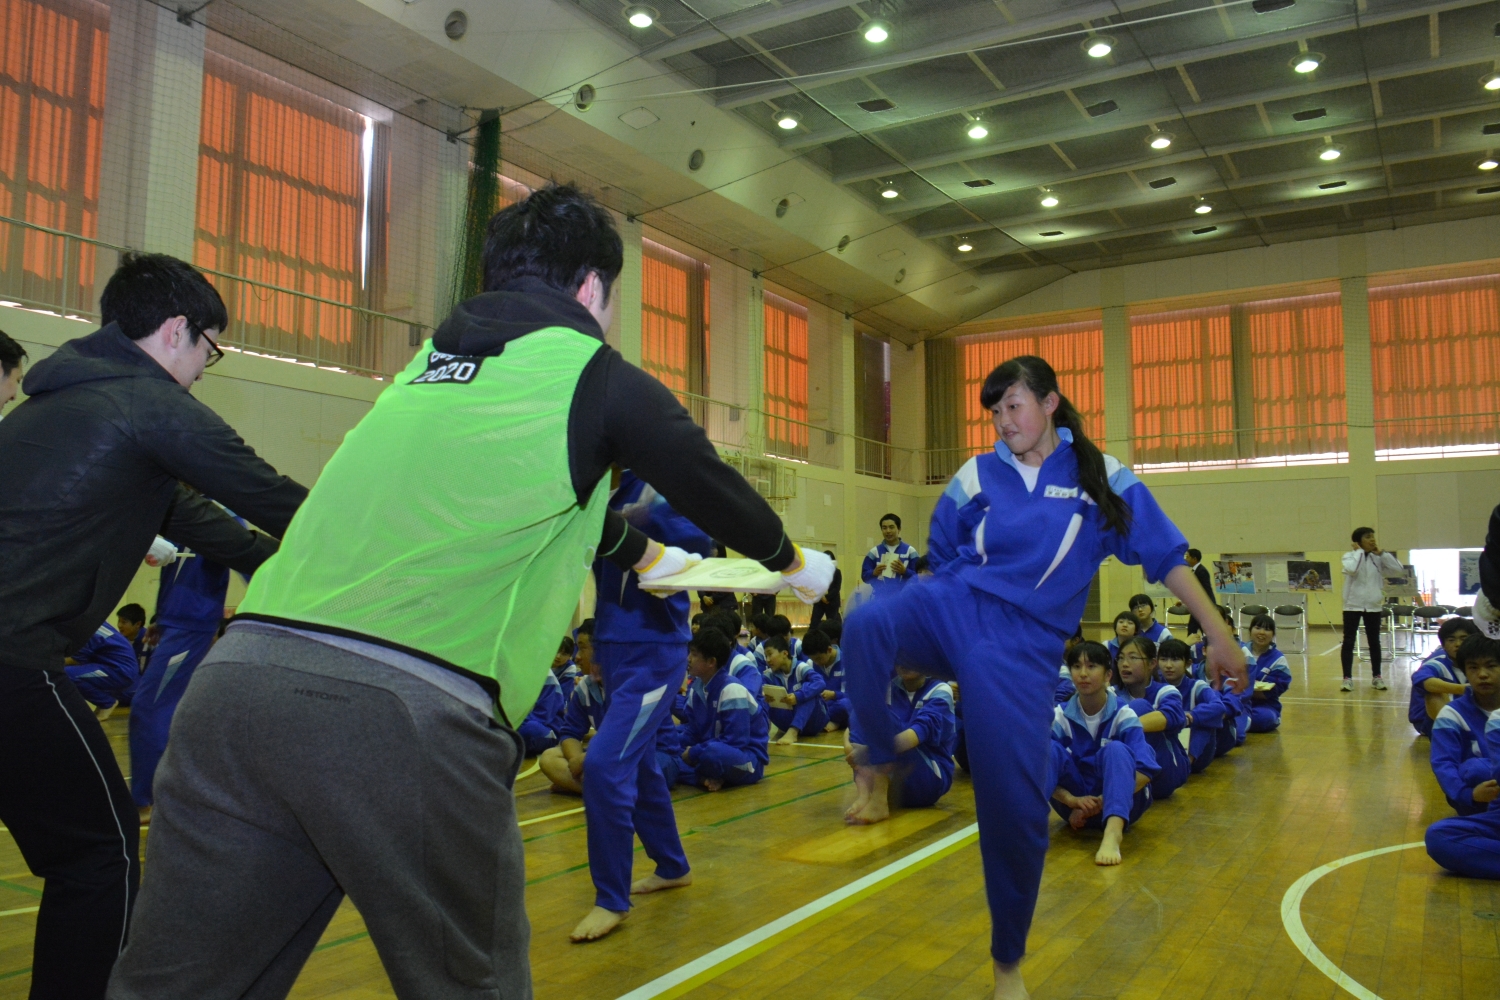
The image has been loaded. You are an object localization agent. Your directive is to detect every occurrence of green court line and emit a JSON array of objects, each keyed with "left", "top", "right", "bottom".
[
  {"left": 313, "top": 930, "right": 370, "bottom": 953},
  {"left": 0, "top": 877, "right": 42, "bottom": 899},
  {"left": 527, "top": 861, "right": 591, "bottom": 887},
  {"left": 0, "top": 966, "right": 31, "bottom": 982}
]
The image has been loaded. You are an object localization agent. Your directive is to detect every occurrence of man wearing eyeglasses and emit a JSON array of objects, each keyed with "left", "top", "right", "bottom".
[{"left": 0, "top": 252, "right": 306, "bottom": 1000}]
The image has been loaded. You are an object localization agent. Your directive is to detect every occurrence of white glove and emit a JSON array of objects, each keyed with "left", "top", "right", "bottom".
[
  {"left": 1476, "top": 592, "right": 1500, "bottom": 640},
  {"left": 635, "top": 545, "right": 704, "bottom": 592},
  {"left": 144, "top": 536, "right": 178, "bottom": 568},
  {"left": 781, "top": 545, "right": 835, "bottom": 605}
]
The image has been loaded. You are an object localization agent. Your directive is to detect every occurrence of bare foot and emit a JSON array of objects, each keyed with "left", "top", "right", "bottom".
[
  {"left": 775, "top": 728, "right": 801, "bottom": 745},
  {"left": 844, "top": 764, "right": 875, "bottom": 820},
  {"left": 570, "top": 906, "right": 627, "bottom": 942},
  {"left": 701, "top": 777, "right": 723, "bottom": 792},
  {"left": 824, "top": 722, "right": 838, "bottom": 733},
  {"left": 1095, "top": 816, "right": 1125, "bottom": 866},
  {"left": 845, "top": 767, "right": 891, "bottom": 825},
  {"left": 95, "top": 704, "right": 115, "bottom": 721},
  {"left": 631, "top": 871, "right": 693, "bottom": 895},
  {"left": 993, "top": 959, "right": 1030, "bottom": 1000}
]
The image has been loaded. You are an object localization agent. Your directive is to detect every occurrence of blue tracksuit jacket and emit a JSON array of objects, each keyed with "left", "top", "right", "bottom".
[
  {"left": 1244, "top": 643, "right": 1291, "bottom": 729},
  {"left": 553, "top": 659, "right": 581, "bottom": 701},
  {"left": 1409, "top": 650, "right": 1462, "bottom": 738},
  {"left": 558, "top": 674, "right": 607, "bottom": 742},
  {"left": 1431, "top": 694, "right": 1498, "bottom": 814},
  {"left": 1168, "top": 673, "right": 1225, "bottom": 769},
  {"left": 518, "top": 669, "right": 566, "bottom": 753},
  {"left": 65, "top": 621, "right": 140, "bottom": 707},
  {"left": 1138, "top": 620, "right": 1171, "bottom": 644},
  {"left": 1122, "top": 680, "right": 1188, "bottom": 798},
  {"left": 889, "top": 675, "right": 958, "bottom": 785},
  {"left": 680, "top": 668, "right": 770, "bottom": 768},
  {"left": 1055, "top": 663, "right": 1076, "bottom": 704},
  {"left": 863, "top": 540, "right": 921, "bottom": 597},
  {"left": 1050, "top": 690, "right": 1161, "bottom": 785},
  {"left": 727, "top": 646, "right": 771, "bottom": 747}
]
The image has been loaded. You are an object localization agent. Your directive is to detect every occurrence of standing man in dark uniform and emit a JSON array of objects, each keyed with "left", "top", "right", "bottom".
[{"left": 1185, "top": 548, "right": 1215, "bottom": 636}]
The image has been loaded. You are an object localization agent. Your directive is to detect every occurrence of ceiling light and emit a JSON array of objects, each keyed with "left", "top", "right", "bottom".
[
  {"left": 1147, "top": 131, "right": 1174, "bottom": 150},
  {"left": 775, "top": 110, "right": 801, "bottom": 130},
  {"left": 880, "top": 182, "right": 899, "bottom": 199},
  {"left": 1318, "top": 144, "right": 1344, "bottom": 161},
  {"left": 1083, "top": 35, "right": 1115, "bottom": 59},
  {"left": 956, "top": 240, "right": 974, "bottom": 253},
  {"left": 1480, "top": 158, "right": 1500, "bottom": 171},
  {"left": 863, "top": 19, "right": 890, "bottom": 43},
  {"left": 1252, "top": 0, "right": 1296, "bottom": 12},
  {"left": 624, "top": 5, "right": 656, "bottom": 28},
  {"left": 1291, "top": 52, "right": 1323, "bottom": 74},
  {"left": 1040, "top": 192, "right": 1059, "bottom": 208},
  {"left": 1484, "top": 72, "right": 1500, "bottom": 91},
  {"left": 1193, "top": 199, "right": 1213, "bottom": 215},
  {"left": 966, "top": 120, "right": 989, "bottom": 140}
]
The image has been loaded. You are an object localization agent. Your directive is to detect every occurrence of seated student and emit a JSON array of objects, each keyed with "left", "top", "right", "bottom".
[
  {"left": 690, "top": 613, "right": 705, "bottom": 634},
  {"left": 1112, "top": 636, "right": 1190, "bottom": 800},
  {"left": 747, "top": 614, "right": 771, "bottom": 656},
  {"left": 1105, "top": 611, "right": 1138, "bottom": 663},
  {"left": 1195, "top": 605, "right": 1248, "bottom": 756},
  {"left": 1425, "top": 634, "right": 1500, "bottom": 878},
  {"left": 1056, "top": 629, "right": 1085, "bottom": 705},
  {"left": 843, "top": 666, "right": 957, "bottom": 824},
  {"left": 1190, "top": 605, "right": 1236, "bottom": 678},
  {"left": 518, "top": 667, "right": 566, "bottom": 758},
  {"left": 802, "top": 628, "right": 848, "bottom": 732},
  {"left": 1243, "top": 614, "right": 1292, "bottom": 733},
  {"left": 553, "top": 635, "right": 581, "bottom": 700},
  {"left": 540, "top": 621, "right": 603, "bottom": 795},
  {"left": 1129, "top": 594, "right": 1172, "bottom": 644},
  {"left": 698, "top": 612, "right": 771, "bottom": 749},
  {"left": 678, "top": 627, "right": 767, "bottom": 790},
  {"left": 1156, "top": 637, "right": 1225, "bottom": 774},
  {"left": 1410, "top": 618, "right": 1478, "bottom": 738},
  {"left": 64, "top": 620, "right": 140, "bottom": 720},
  {"left": 1429, "top": 633, "right": 1500, "bottom": 817},
  {"left": 761, "top": 635, "right": 826, "bottom": 744},
  {"left": 754, "top": 613, "right": 801, "bottom": 669},
  {"left": 1050, "top": 640, "right": 1159, "bottom": 866},
  {"left": 116, "top": 602, "right": 148, "bottom": 666}
]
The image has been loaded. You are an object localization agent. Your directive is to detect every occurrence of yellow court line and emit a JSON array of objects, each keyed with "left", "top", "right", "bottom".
[
  {"left": 0, "top": 907, "right": 39, "bottom": 919},
  {"left": 517, "top": 806, "right": 585, "bottom": 828},
  {"left": 515, "top": 761, "right": 541, "bottom": 780},
  {"left": 1280, "top": 841, "right": 1424, "bottom": 1000}
]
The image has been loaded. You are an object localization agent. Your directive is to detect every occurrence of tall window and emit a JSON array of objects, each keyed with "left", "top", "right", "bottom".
[
  {"left": 958, "top": 319, "right": 1105, "bottom": 454},
  {"left": 1244, "top": 293, "right": 1345, "bottom": 457},
  {"left": 0, "top": 0, "right": 107, "bottom": 312},
  {"left": 1131, "top": 305, "right": 1235, "bottom": 465},
  {"left": 1370, "top": 274, "right": 1500, "bottom": 454},
  {"left": 763, "top": 291, "right": 809, "bottom": 461},
  {"left": 195, "top": 51, "right": 375, "bottom": 369},
  {"left": 855, "top": 332, "right": 891, "bottom": 477},
  {"left": 641, "top": 239, "right": 706, "bottom": 395}
]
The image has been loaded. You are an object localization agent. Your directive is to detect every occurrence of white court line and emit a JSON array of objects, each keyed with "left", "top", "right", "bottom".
[
  {"left": 517, "top": 806, "right": 585, "bottom": 828},
  {"left": 1280, "top": 697, "right": 1403, "bottom": 707},
  {"left": 1280, "top": 841, "right": 1424, "bottom": 1000},
  {"left": 1317, "top": 642, "right": 1345, "bottom": 656},
  {"left": 613, "top": 822, "right": 980, "bottom": 1000},
  {"left": 785, "top": 742, "right": 846, "bottom": 750},
  {"left": 0, "top": 906, "right": 39, "bottom": 919}
]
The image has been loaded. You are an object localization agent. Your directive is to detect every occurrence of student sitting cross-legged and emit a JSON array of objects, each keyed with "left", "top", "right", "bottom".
[
  {"left": 754, "top": 613, "right": 801, "bottom": 668},
  {"left": 1112, "top": 635, "right": 1190, "bottom": 801},
  {"left": 1243, "top": 614, "right": 1292, "bottom": 733},
  {"left": 517, "top": 668, "right": 566, "bottom": 758},
  {"left": 1428, "top": 632, "right": 1500, "bottom": 817},
  {"left": 539, "top": 621, "right": 604, "bottom": 795},
  {"left": 1410, "top": 618, "right": 1479, "bottom": 738},
  {"left": 1128, "top": 593, "right": 1172, "bottom": 644},
  {"left": 843, "top": 666, "right": 957, "bottom": 824},
  {"left": 762, "top": 635, "right": 826, "bottom": 744},
  {"left": 1156, "top": 637, "right": 1225, "bottom": 774},
  {"left": 1105, "top": 611, "right": 1138, "bottom": 664},
  {"left": 553, "top": 635, "right": 582, "bottom": 701},
  {"left": 1197, "top": 605, "right": 1249, "bottom": 756},
  {"left": 1050, "top": 640, "right": 1159, "bottom": 866},
  {"left": 1425, "top": 633, "right": 1500, "bottom": 878},
  {"left": 698, "top": 612, "right": 771, "bottom": 750},
  {"left": 678, "top": 627, "right": 768, "bottom": 790},
  {"left": 802, "top": 628, "right": 849, "bottom": 732}
]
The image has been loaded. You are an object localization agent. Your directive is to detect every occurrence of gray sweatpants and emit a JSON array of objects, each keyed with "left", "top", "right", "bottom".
[{"left": 106, "top": 625, "right": 530, "bottom": 1000}]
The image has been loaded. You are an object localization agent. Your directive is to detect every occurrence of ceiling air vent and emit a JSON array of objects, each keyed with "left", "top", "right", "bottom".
[
  {"left": 858, "top": 98, "right": 896, "bottom": 112},
  {"left": 1292, "top": 108, "right": 1327, "bottom": 122},
  {"left": 1085, "top": 100, "right": 1119, "bottom": 117},
  {"left": 1192, "top": 225, "right": 1218, "bottom": 234},
  {"left": 1478, "top": 185, "right": 1500, "bottom": 195},
  {"left": 1252, "top": 0, "right": 1296, "bottom": 12},
  {"left": 1039, "top": 230, "right": 1064, "bottom": 237},
  {"left": 1149, "top": 176, "right": 1177, "bottom": 189},
  {"left": 1484, "top": 123, "right": 1500, "bottom": 135},
  {"left": 1319, "top": 180, "right": 1347, "bottom": 189},
  {"left": 964, "top": 178, "right": 994, "bottom": 188}
]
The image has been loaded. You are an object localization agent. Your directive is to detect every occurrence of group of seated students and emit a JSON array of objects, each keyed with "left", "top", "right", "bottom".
[
  {"left": 524, "top": 607, "right": 958, "bottom": 820},
  {"left": 1045, "top": 597, "right": 1291, "bottom": 865}
]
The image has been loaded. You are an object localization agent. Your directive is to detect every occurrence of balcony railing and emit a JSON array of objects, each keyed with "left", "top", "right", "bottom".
[
  {"left": 1130, "top": 422, "right": 1350, "bottom": 472},
  {"left": 1375, "top": 412, "right": 1500, "bottom": 460}
]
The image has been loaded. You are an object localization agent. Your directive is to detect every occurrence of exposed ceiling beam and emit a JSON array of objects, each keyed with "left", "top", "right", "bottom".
[
  {"left": 775, "top": 0, "right": 1473, "bottom": 151},
  {"left": 646, "top": 0, "right": 858, "bottom": 62},
  {"left": 832, "top": 47, "right": 1497, "bottom": 186}
]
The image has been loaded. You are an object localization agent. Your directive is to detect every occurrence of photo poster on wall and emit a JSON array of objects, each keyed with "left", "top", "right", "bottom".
[
  {"left": 1287, "top": 560, "right": 1333, "bottom": 592},
  {"left": 1216, "top": 553, "right": 1310, "bottom": 596},
  {"left": 1460, "top": 551, "right": 1483, "bottom": 596},
  {"left": 1214, "top": 560, "right": 1256, "bottom": 594}
]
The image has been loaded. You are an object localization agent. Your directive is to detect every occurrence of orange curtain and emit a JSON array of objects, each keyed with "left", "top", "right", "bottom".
[
  {"left": 641, "top": 240, "right": 699, "bottom": 394},
  {"left": 763, "top": 292, "right": 809, "bottom": 460},
  {"left": 0, "top": 0, "right": 106, "bottom": 311},
  {"left": 1370, "top": 275, "right": 1500, "bottom": 450},
  {"left": 1245, "top": 293, "right": 1345, "bottom": 455},
  {"left": 195, "top": 50, "right": 363, "bottom": 366},
  {"left": 1131, "top": 305, "right": 1234, "bottom": 464},
  {"left": 957, "top": 320, "right": 1104, "bottom": 455}
]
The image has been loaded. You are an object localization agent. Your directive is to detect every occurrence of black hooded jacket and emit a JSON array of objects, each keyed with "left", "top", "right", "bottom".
[{"left": 0, "top": 323, "right": 307, "bottom": 670}]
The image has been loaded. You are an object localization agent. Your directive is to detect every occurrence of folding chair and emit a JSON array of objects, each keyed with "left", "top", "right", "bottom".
[
  {"left": 1238, "top": 604, "right": 1268, "bottom": 643},
  {"left": 1273, "top": 604, "right": 1307, "bottom": 654}
]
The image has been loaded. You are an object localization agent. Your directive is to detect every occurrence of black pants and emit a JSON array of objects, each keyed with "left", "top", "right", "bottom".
[
  {"left": 1341, "top": 611, "right": 1386, "bottom": 678},
  {"left": 808, "top": 604, "right": 841, "bottom": 633},
  {"left": 0, "top": 664, "right": 139, "bottom": 1000},
  {"left": 750, "top": 593, "right": 778, "bottom": 618}
]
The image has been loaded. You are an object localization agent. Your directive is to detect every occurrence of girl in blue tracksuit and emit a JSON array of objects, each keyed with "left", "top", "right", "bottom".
[
  {"left": 1243, "top": 615, "right": 1292, "bottom": 733},
  {"left": 1105, "top": 612, "right": 1138, "bottom": 663},
  {"left": 1157, "top": 638, "right": 1225, "bottom": 773},
  {"left": 1051, "top": 641, "right": 1160, "bottom": 865},
  {"left": 678, "top": 628, "right": 768, "bottom": 789},
  {"left": 842, "top": 356, "right": 1241, "bottom": 989},
  {"left": 1426, "top": 634, "right": 1500, "bottom": 879},
  {"left": 518, "top": 670, "right": 566, "bottom": 757},
  {"left": 862, "top": 513, "right": 920, "bottom": 599},
  {"left": 803, "top": 629, "right": 848, "bottom": 731},
  {"left": 1129, "top": 594, "right": 1172, "bottom": 644},
  {"left": 1112, "top": 636, "right": 1190, "bottom": 800},
  {"left": 845, "top": 669, "right": 957, "bottom": 818},
  {"left": 552, "top": 635, "right": 581, "bottom": 701},
  {"left": 762, "top": 635, "right": 826, "bottom": 742},
  {"left": 1194, "top": 606, "right": 1250, "bottom": 755},
  {"left": 1410, "top": 618, "right": 1477, "bottom": 737}
]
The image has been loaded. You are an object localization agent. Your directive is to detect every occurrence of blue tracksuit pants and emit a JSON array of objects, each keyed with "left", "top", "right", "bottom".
[
  {"left": 65, "top": 662, "right": 136, "bottom": 710},
  {"left": 1049, "top": 740, "right": 1152, "bottom": 828},
  {"left": 1186, "top": 726, "right": 1217, "bottom": 773},
  {"left": 1426, "top": 808, "right": 1500, "bottom": 879},
  {"left": 844, "top": 573, "right": 1059, "bottom": 965},
  {"left": 1146, "top": 732, "right": 1190, "bottom": 801},
  {"left": 516, "top": 720, "right": 558, "bottom": 758},
  {"left": 1448, "top": 758, "right": 1497, "bottom": 816},
  {"left": 1247, "top": 704, "right": 1281, "bottom": 733},
  {"left": 847, "top": 717, "right": 951, "bottom": 808},
  {"left": 680, "top": 742, "right": 763, "bottom": 787},
  {"left": 655, "top": 750, "right": 683, "bottom": 789},
  {"left": 128, "top": 626, "right": 216, "bottom": 807},
  {"left": 586, "top": 641, "right": 691, "bottom": 913},
  {"left": 769, "top": 696, "right": 827, "bottom": 737}
]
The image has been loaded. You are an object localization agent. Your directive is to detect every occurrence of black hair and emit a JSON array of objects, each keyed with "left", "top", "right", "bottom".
[
  {"left": 1438, "top": 617, "right": 1479, "bottom": 644},
  {"left": 1249, "top": 614, "right": 1276, "bottom": 634},
  {"left": 767, "top": 614, "right": 792, "bottom": 638},
  {"left": 575, "top": 618, "right": 595, "bottom": 638},
  {"left": 1218, "top": 604, "right": 1234, "bottom": 624},
  {"left": 801, "top": 630, "right": 833, "bottom": 657},
  {"left": 558, "top": 635, "right": 576, "bottom": 656},
  {"left": 817, "top": 619, "right": 842, "bottom": 643},
  {"left": 1351, "top": 526, "right": 1375, "bottom": 545},
  {"left": 688, "top": 627, "right": 731, "bottom": 669},
  {"left": 482, "top": 183, "right": 623, "bottom": 298},
  {"left": 1157, "top": 637, "right": 1192, "bottom": 663},
  {"left": 879, "top": 513, "right": 902, "bottom": 530},
  {"left": 100, "top": 252, "right": 228, "bottom": 342},
  {"left": 1112, "top": 635, "right": 1157, "bottom": 687},
  {"left": 0, "top": 329, "right": 27, "bottom": 377},
  {"left": 1457, "top": 633, "right": 1500, "bottom": 672},
  {"left": 699, "top": 612, "right": 739, "bottom": 645},
  {"left": 751, "top": 613, "right": 772, "bottom": 634},
  {"left": 762, "top": 635, "right": 790, "bottom": 655},
  {"left": 691, "top": 612, "right": 705, "bottom": 626},
  {"left": 979, "top": 355, "right": 1130, "bottom": 535},
  {"left": 718, "top": 607, "right": 743, "bottom": 634},
  {"left": 823, "top": 550, "right": 836, "bottom": 558},
  {"left": 1112, "top": 611, "right": 1138, "bottom": 634},
  {"left": 1065, "top": 640, "right": 1111, "bottom": 672},
  {"left": 1128, "top": 593, "right": 1155, "bottom": 612},
  {"left": 116, "top": 603, "right": 146, "bottom": 625},
  {"left": 1186, "top": 548, "right": 1202, "bottom": 561}
]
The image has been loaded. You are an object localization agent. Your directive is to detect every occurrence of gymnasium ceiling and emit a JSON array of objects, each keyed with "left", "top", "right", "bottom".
[{"left": 564, "top": 0, "right": 1500, "bottom": 275}]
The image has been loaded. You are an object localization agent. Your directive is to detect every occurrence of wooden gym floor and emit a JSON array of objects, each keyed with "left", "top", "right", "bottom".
[{"left": 3, "top": 629, "right": 1497, "bottom": 999}]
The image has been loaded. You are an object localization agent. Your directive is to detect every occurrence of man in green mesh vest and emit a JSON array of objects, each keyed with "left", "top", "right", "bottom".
[{"left": 109, "top": 185, "right": 833, "bottom": 1000}]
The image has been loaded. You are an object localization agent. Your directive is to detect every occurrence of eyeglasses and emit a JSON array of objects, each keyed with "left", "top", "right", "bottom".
[
  {"left": 1116, "top": 654, "right": 1149, "bottom": 665},
  {"left": 188, "top": 322, "right": 225, "bottom": 368}
]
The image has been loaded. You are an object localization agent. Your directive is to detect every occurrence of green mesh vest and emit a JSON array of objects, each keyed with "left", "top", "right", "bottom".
[{"left": 239, "top": 328, "right": 610, "bottom": 724}]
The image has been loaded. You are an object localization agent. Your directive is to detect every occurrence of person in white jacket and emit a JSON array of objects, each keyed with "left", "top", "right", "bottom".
[{"left": 1340, "top": 527, "right": 1403, "bottom": 692}]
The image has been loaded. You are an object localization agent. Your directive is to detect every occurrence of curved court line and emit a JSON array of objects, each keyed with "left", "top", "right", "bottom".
[
  {"left": 516, "top": 761, "right": 541, "bottom": 780},
  {"left": 1280, "top": 841, "right": 1425, "bottom": 1000}
]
